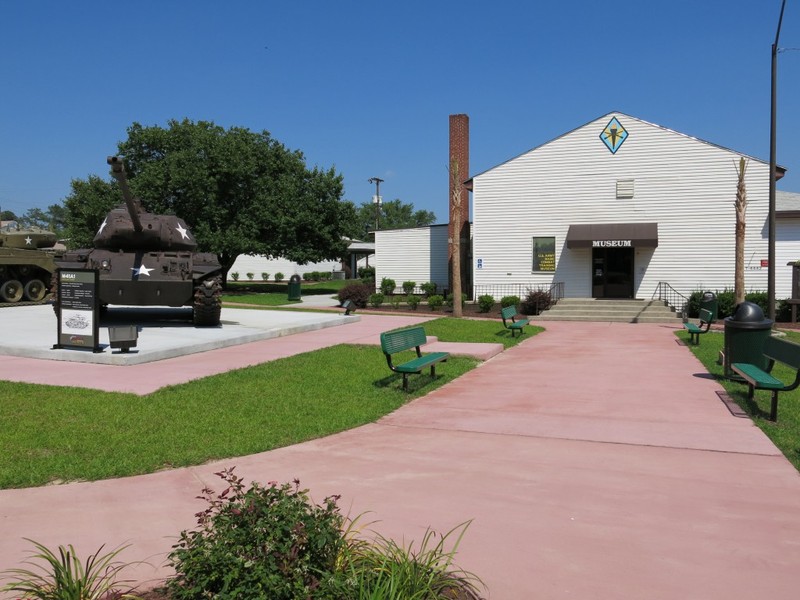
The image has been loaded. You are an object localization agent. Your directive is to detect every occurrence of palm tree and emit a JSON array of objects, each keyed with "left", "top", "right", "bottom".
[{"left": 734, "top": 157, "right": 748, "bottom": 305}]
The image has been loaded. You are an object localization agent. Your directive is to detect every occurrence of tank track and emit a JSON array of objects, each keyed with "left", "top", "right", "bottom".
[{"left": 192, "top": 275, "right": 222, "bottom": 326}]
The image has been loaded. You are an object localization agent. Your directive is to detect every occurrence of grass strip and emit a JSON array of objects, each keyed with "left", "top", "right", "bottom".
[
  {"left": 0, "top": 345, "right": 478, "bottom": 489},
  {"left": 679, "top": 328, "right": 800, "bottom": 472}
]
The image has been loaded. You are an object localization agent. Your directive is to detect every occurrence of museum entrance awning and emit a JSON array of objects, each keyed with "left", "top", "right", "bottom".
[{"left": 566, "top": 222, "right": 658, "bottom": 249}]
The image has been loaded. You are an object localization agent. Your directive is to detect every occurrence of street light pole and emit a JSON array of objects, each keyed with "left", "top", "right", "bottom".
[
  {"left": 368, "top": 177, "right": 384, "bottom": 233},
  {"left": 769, "top": 0, "right": 787, "bottom": 321}
]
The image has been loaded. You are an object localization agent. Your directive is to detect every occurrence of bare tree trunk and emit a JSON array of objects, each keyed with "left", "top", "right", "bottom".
[
  {"left": 450, "top": 157, "right": 463, "bottom": 318},
  {"left": 734, "top": 157, "right": 748, "bottom": 305}
]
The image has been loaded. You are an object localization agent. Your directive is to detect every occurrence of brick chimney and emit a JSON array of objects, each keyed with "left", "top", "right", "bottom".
[{"left": 448, "top": 114, "right": 470, "bottom": 296}]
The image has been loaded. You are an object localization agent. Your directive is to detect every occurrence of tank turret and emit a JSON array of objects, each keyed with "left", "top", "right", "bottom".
[
  {"left": 95, "top": 156, "right": 196, "bottom": 251},
  {"left": 54, "top": 156, "right": 223, "bottom": 325},
  {"left": 0, "top": 224, "right": 57, "bottom": 249}
]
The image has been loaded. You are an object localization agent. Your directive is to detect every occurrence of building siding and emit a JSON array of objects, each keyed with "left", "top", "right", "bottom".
[
  {"left": 227, "top": 255, "right": 342, "bottom": 281},
  {"left": 375, "top": 225, "right": 449, "bottom": 294},
  {"left": 472, "top": 113, "right": 774, "bottom": 301}
]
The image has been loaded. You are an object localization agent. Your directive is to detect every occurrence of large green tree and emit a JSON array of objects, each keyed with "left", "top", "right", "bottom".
[
  {"left": 64, "top": 119, "right": 358, "bottom": 278},
  {"left": 355, "top": 198, "right": 437, "bottom": 238},
  {"left": 20, "top": 204, "right": 68, "bottom": 236}
]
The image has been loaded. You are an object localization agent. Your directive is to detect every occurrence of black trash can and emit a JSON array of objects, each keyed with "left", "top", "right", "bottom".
[
  {"left": 723, "top": 301, "right": 773, "bottom": 379},
  {"left": 287, "top": 274, "right": 302, "bottom": 301},
  {"left": 700, "top": 291, "right": 718, "bottom": 321}
]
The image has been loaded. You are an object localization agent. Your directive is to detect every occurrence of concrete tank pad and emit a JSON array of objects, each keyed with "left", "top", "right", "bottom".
[{"left": 0, "top": 305, "right": 359, "bottom": 366}]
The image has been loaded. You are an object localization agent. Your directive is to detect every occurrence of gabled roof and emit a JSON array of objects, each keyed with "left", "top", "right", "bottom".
[
  {"left": 777, "top": 190, "right": 800, "bottom": 217},
  {"left": 466, "top": 111, "right": 787, "bottom": 187}
]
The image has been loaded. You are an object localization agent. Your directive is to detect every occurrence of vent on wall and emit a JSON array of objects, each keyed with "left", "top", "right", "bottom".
[{"left": 616, "top": 179, "right": 634, "bottom": 199}]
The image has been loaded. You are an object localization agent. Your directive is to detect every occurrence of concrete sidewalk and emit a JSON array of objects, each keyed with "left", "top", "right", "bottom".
[{"left": 1, "top": 319, "right": 799, "bottom": 599}]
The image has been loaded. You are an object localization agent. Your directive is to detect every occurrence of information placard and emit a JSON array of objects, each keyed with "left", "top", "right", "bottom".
[
  {"left": 54, "top": 269, "right": 101, "bottom": 352},
  {"left": 532, "top": 237, "right": 556, "bottom": 272}
]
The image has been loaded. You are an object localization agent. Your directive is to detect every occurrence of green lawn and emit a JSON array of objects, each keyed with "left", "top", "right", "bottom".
[
  {"left": 679, "top": 328, "right": 800, "bottom": 471},
  {"left": 0, "top": 315, "right": 537, "bottom": 489},
  {"left": 222, "top": 279, "right": 348, "bottom": 305}
]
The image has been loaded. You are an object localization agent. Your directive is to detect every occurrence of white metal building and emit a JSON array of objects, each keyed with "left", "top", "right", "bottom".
[
  {"left": 374, "top": 225, "right": 449, "bottom": 294},
  {"left": 470, "top": 112, "right": 788, "bottom": 301},
  {"left": 777, "top": 190, "right": 800, "bottom": 296}
]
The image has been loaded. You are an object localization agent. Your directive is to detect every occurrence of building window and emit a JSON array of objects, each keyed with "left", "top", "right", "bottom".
[
  {"left": 532, "top": 237, "right": 556, "bottom": 272},
  {"left": 616, "top": 179, "right": 634, "bottom": 199}
]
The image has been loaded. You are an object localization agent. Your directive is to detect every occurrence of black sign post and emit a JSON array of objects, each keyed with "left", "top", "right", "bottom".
[{"left": 54, "top": 269, "right": 101, "bottom": 352}]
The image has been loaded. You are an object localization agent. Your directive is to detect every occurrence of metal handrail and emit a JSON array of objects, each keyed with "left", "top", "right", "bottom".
[{"left": 652, "top": 281, "right": 689, "bottom": 319}]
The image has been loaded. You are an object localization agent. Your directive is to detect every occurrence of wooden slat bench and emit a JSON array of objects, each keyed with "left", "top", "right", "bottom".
[
  {"left": 380, "top": 326, "right": 449, "bottom": 391},
  {"left": 501, "top": 306, "right": 529, "bottom": 337},
  {"left": 731, "top": 335, "right": 800, "bottom": 421},
  {"left": 683, "top": 308, "right": 714, "bottom": 345}
]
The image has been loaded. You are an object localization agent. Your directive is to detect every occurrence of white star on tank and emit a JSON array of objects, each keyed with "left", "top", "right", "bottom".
[{"left": 131, "top": 265, "right": 153, "bottom": 276}]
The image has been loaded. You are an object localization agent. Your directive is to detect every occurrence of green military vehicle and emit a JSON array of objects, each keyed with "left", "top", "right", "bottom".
[{"left": 0, "top": 223, "right": 60, "bottom": 303}]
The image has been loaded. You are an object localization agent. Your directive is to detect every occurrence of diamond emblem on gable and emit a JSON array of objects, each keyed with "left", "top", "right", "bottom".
[{"left": 600, "top": 117, "right": 628, "bottom": 154}]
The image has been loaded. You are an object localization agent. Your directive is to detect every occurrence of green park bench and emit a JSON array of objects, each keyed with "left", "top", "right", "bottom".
[
  {"left": 731, "top": 335, "right": 800, "bottom": 422},
  {"left": 501, "top": 306, "right": 530, "bottom": 337},
  {"left": 380, "top": 326, "right": 449, "bottom": 391},
  {"left": 683, "top": 308, "right": 715, "bottom": 345}
]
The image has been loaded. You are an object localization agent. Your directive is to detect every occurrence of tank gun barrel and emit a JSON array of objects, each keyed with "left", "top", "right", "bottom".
[{"left": 107, "top": 156, "right": 143, "bottom": 233}]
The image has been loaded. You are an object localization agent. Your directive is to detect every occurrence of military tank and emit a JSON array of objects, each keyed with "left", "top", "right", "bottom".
[
  {"left": 54, "top": 156, "right": 223, "bottom": 325},
  {"left": 0, "top": 222, "right": 60, "bottom": 304}
]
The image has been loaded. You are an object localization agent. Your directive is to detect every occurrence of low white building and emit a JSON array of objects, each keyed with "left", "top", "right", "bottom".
[
  {"left": 469, "top": 112, "right": 789, "bottom": 302},
  {"left": 227, "top": 239, "right": 375, "bottom": 281},
  {"left": 374, "top": 224, "right": 449, "bottom": 294},
  {"left": 777, "top": 190, "right": 800, "bottom": 297}
]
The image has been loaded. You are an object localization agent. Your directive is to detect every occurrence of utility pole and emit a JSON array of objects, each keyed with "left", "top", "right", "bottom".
[
  {"left": 368, "top": 177, "right": 384, "bottom": 233},
  {"left": 768, "top": 0, "right": 787, "bottom": 320}
]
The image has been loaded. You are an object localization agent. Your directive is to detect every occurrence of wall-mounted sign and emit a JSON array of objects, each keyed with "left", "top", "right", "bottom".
[
  {"left": 54, "top": 269, "right": 101, "bottom": 352},
  {"left": 600, "top": 117, "right": 628, "bottom": 154},
  {"left": 532, "top": 237, "right": 556, "bottom": 272},
  {"left": 476, "top": 258, "right": 483, "bottom": 269},
  {"left": 593, "top": 240, "right": 632, "bottom": 248}
]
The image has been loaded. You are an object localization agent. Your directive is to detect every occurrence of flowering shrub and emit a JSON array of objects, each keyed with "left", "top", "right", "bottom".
[{"left": 168, "top": 468, "right": 345, "bottom": 600}]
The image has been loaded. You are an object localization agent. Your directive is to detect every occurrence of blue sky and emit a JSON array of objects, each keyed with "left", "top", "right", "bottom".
[{"left": 1, "top": 1, "right": 798, "bottom": 224}]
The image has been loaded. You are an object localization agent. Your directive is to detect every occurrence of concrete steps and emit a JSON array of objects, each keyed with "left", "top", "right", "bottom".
[{"left": 533, "top": 298, "right": 682, "bottom": 324}]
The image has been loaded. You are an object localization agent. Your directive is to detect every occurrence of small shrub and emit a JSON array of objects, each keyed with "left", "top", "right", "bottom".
[
  {"left": 407, "top": 294, "right": 421, "bottom": 310},
  {"left": 520, "top": 289, "right": 553, "bottom": 315},
  {"left": 369, "top": 293, "right": 385, "bottom": 308},
  {"left": 402, "top": 281, "right": 416, "bottom": 294},
  {"left": 445, "top": 293, "right": 467, "bottom": 309},
  {"left": 380, "top": 277, "right": 396, "bottom": 296},
  {"left": 420, "top": 282, "right": 437, "bottom": 297},
  {"left": 358, "top": 266, "right": 375, "bottom": 281},
  {"left": 500, "top": 295, "right": 520, "bottom": 309},
  {"left": 230, "top": 272, "right": 240, "bottom": 282},
  {"left": 0, "top": 539, "right": 139, "bottom": 600},
  {"left": 167, "top": 468, "right": 345, "bottom": 600},
  {"left": 246, "top": 272, "right": 254, "bottom": 281},
  {"left": 303, "top": 272, "right": 314, "bottom": 281},
  {"left": 261, "top": 272, "right": 270, "bottom": 281},
  {"left": 333, "top": 522, "right": 485, "bottom": 600},
  {"left": 477, "top": 294, "right": 495, "bottom": 313},
  {"left": 338, "top": 282, "right": 374, "bottom": 308},
  {"left": 777, "top": 298, "right": 792, "bottom": 322},
  {"left": 274, "top": 272, "right": 284, "bottom": 282},
  {"left": 427, "top": 294, "right": 444, "bottom": 311},
  {"left": 391, "top": 295, "right": 402, "bottom": 309}
]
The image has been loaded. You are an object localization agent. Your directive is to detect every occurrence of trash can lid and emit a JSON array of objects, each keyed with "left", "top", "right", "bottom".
[
  {"left": 289, "top": 274, "right": 302, "bottom": 283},
  {"left": 724, "top": 301, "right": 773, "bottom": 329},
  {"left": 731, "top": 301, "right": 764, "bottom": 322},
  {"left": 702, "top": 291, "right": 716, "bottom": 301}
]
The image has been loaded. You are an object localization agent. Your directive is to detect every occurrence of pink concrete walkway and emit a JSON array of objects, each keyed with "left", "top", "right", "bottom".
[{"left": 2, "top": 319, "right": 800, "bottom": 599}]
